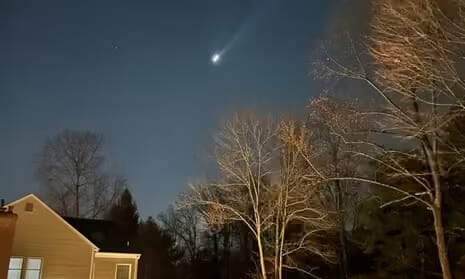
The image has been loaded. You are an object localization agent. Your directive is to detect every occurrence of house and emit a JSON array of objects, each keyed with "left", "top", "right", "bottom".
[{"left": 5, "top": 194, "right": 140, "bottom": 279}]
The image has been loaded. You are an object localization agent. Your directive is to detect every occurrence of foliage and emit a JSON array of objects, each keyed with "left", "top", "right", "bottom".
[
  {"left": 107, "top": 188, "right": 140, "bottom": 248},
  {"left": 137, "top": 217, "right": 183, "bottom": 279}
]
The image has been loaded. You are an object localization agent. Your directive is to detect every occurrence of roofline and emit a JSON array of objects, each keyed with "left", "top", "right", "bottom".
[
  {"left": 95, "top": 252, "right": 141, "bottom": 259},
  {"left": 7, "top": 193, "right": 99, "bottom": 251}
]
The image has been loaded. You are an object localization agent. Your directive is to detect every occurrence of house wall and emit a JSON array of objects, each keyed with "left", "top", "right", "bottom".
[
  {"left": 0, "top": 210, "right": 17, "bottom": 279},
  {"left": 93, "top": 257, "right": 138, "bottom": 279},
  {"left": 11, "top": 196, "right": 95, "bottom": 279}
]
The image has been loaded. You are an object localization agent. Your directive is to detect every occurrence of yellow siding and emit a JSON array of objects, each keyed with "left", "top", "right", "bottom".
[
  {"left": 94, "top": 257, "right": 137, "bottom": 279},
  {"left": 11, "top": 196, "right": 95, "bottom": 279}
]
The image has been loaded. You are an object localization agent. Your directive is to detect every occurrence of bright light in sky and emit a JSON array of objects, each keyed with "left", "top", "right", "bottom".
[{"left": 211, "top": 53, "right": 221, "bottom": 65}]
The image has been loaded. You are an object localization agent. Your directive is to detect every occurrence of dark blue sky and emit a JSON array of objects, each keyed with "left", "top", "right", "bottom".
[{"left": 0, "top": 0, "right": 339, "bottom": 217}]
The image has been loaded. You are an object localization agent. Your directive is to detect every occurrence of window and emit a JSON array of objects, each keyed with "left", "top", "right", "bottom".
[
  {"left": 24, "top": 202, "right": 34, "bottom": 212},
  {"left": 25, "top": 258, "right": 42, "bottom": 279},
  {"left": 115, "top": 264, "right": 130, "bottom": 279},
  {"left": 7, "top": 257, "right": 22, "bottom": 279},
  {"left": 7, "top": 257, "right": 42, "bottom": 279}
]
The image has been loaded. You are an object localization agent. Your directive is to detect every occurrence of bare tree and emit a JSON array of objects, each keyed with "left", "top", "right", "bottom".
[
  {"left": 306, "top": 95, "right": 368, "bottom": 279},
  {"left": 315, "top": 0, "right": 465, "bottom": 278},
  {"left": 181, "top": 113, "right": 335, "bottom": 279},
  {"left": 276, "top": 120, "right": 336, "bottom": 278},
  {"left": 159, "top": 205, "right": 201, "bottom": 268},
  {"left": 36, "top": 130, "right": 122, "bottom": 218}
]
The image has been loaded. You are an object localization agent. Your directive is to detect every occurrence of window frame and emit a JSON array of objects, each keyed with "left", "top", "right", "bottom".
[
  {"left": 7, "top": 257, "right": 23, "bottom": 279},
  {"left": 24, "top": 257, "right": 43, "bottom": 279},
  {"left": 114, "top": 263, "right": 131, "bottom": 279},
  {"left": 24, "top": 202, "right": 34, "bottom": 213},
  {"left": 7, "top": 256, "right": 43, "bottom": 279}
]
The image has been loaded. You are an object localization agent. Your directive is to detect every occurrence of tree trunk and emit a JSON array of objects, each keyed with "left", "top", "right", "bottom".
[
  {"left": 257, "top": 241, "right": 267, "bottom": 279},
  {"left": 335, "top": 178, "right": 348, "bottom": 279},
  {"left": 432, "top": 206, "right": 453, "bottom": 279},
  {"left": 423, "top": 128, "right": 453, "bottom": 279},
  {"left": 213, "top": 232, "right": 219, "bottom": 265},
  {"left": 75, "top": 185, "right": 80, "bottom": 217},
  {"left": 257, "top": 228, "right": 268, "bottom": 279},
  {"left": 223, "top": 225, "right": 231, "bottom": 279},
  {"left": 338, "top": 228, "right": 349, "bottom": 279},
  {"left": 274, "top": 198, "right": 282, "bottom": 279}
]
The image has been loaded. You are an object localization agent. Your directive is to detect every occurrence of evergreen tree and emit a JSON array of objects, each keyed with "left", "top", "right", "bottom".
[
  {"left": 137, "top": 217, "right": 183, "bottom": 279},
  {"left": 107, "top": 187, "right": 140, "bottom": 247}
]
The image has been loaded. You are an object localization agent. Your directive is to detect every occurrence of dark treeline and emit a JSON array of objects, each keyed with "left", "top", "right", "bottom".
[
  {"left": 106, "top": 189, "right": 256, "bottom": 279},
  {"left": 107, "top": 133, "right": 465, "bottom": 279},
  {"left": 106, "top": 109, "right": 465, "bottom": 279}
]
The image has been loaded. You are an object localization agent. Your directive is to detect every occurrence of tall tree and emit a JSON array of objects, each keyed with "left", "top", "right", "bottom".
[
  {"left": 316, "top": 0, "right": 465, "bottom": 277},
  {"left": 355, "top": 155, "right": 439, "bottom": 278},
  {"left": 307, "top": 95, "right": 368, "bottom": 279},
  {"left": 159, "top": 206, "right": 201, "bottom": 271},
  {"left": 107, "top": 187, "right": 140, "bottom": 246},
  {"left": 36, "top": 130, "right": 122, "bottom": 217},
  {"left": 182, "top": 113, "right": 335, "bottom": 279},
  {"left": 354, "top": 145, "right": 465, "bottom": 278}
]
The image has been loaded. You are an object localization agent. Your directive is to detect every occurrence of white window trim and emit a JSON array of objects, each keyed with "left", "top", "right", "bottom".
[{"left": 114, "top": 263, "right": 131, "bottom": 279}]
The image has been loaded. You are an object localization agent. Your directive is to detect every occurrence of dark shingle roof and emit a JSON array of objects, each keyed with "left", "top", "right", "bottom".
[{"left": 63, "top": 217, "right": 137, "bottom": 253}]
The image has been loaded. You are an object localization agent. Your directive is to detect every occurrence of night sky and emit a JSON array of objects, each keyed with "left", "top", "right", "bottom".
[{"left": 1, "top": 0, "right": 340, "bottom": 217}]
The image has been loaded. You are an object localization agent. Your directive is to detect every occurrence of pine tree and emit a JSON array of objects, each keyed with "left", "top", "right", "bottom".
[
  {"left": 137, "top": 217, "right": 183, "bottom": 279},
  {"left": 107, "top": 188, "right": 140, "bottom": 247}
]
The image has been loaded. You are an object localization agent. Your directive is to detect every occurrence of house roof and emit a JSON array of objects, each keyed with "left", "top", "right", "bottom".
[{"left": 63, "top": 217, "right": 137, "bottom": 253}]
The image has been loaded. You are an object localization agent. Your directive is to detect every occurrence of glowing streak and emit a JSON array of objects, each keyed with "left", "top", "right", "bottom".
[
  {"left": 211, "top": 53, "right": 221, "bottom": 64},
  {"left": 210, "top": 0, "right": 280, "bottom": 65}
]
